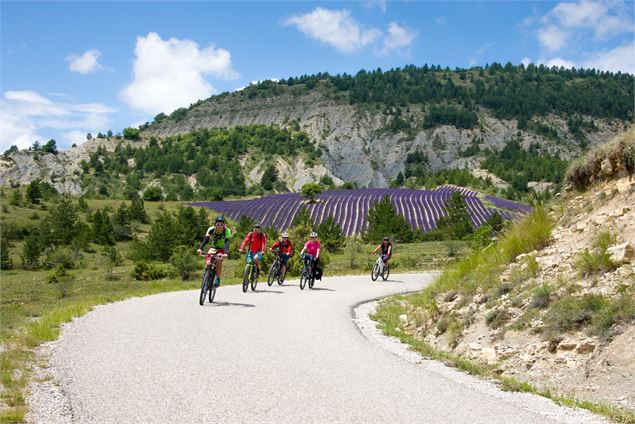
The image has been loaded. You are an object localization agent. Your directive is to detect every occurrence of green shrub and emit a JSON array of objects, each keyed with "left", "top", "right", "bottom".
[
  {"left": 543, "top": 294, "right": 609, "bottom": 338},
  {"left": 531, "top": 283, "right": 552, "bottom": 309},
  {"left": 45, "top": 265, "right": 75, "bottom": 298},
  {"left": 132, "top": 261, "right": 168, "bottom": 281},
  {"left": 485, "top": 308, "right": 510, "bottom": 329},
  {"left": 170, "top": 246, "right": 200, "bottom": 281}
]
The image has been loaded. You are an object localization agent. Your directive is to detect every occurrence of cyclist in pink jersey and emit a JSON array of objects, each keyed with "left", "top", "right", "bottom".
[{"left": 300, "top": 232, "right": 321, "bottom": 280}]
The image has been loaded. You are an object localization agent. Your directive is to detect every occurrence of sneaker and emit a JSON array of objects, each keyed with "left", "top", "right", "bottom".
[{"left": 214, "top": 277, "right": 221, "bottom": 287}]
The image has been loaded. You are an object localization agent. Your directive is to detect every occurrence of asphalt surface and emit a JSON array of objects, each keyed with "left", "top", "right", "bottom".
[{"left": 39, "top": 273, "right": 605, "bottom": 423}]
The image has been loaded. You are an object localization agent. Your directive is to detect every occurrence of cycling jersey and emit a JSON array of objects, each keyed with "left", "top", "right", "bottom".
[
  {"left": 200, "top": 227, "right": 232, "bottom": 253},
  {"left": 304, "top": 240, "right": 321, "bottom": 258},
  {"left": 380, "top": 242, "right": 392, "bottom": 256},
  {"left": 271, "top": 239, "right": 293, "bottom": 255},
  {"left": 241, "top": 232, "right": 267, "bottom": 253}
]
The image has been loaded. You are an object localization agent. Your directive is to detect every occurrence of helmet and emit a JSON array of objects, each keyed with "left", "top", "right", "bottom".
[
  {"left": 253, "top": 223, "right": 261, "bottom": 229},
  {"left": 215, "top": 216, "right": 225, "bottom": 223},
  {"left": 310, "top": 232, "right": 318, "bottom": 238},
  {"left": 383, "top": 237, "right": 390, "bottom": 241},
  {"left": 282, "top": 232, "right": 289, "bottom": 238}
]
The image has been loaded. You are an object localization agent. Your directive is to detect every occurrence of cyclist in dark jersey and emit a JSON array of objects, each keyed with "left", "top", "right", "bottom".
[
  {"left": 371, "top": 237, "right": 392, "bottom": 269},
  {"left": 197, "top": 216, "right": 232, "bottom": 287}
]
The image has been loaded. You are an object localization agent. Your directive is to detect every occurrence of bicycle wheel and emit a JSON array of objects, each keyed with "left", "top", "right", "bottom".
[
  {"left": 242, "top": 265, "right": 250, "bottom": 293},
  {"left": 308, "top": 274, "right": 315, "bottom": 289},
  {"left": 199, "top": 269, "right": 210, "bottom": 305},
  {"left": 267, "top": 263, "right": 277, "bottom": 287},
  {"left": 382, "top": 266, "right": 390, "bottom": 281},
  {"left": 299, "top": 266, "right": 307, "bottom": 290},
  {"left": 209, "top": 285, "right": 217, "bottom": 302},
  {"left": 250, "top": 269, "right": 258, "bottom": 291},
  {"left": 371, "top": 263, "right": 380, "bottom": 281}
]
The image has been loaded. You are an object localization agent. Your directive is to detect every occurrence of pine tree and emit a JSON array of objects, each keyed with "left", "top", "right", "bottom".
[
  {"left": 92, "top": 209, "right": 115, "bottom": 245},
  {"left": 317, "top": 215, "right": 346, "bottom": 252},
  {"left": 436, "top": 192, "right": 473, "bottom": 239},
  {"left": 49, "top": 196, "right": 80, "bottom": 245},
  {"left": 363, "top": 196, "right": 413, "bottom": 243},
  {"left": 129, "top": 195, "right": 148, "bottom": 223},
  {"left": 26, "top": 180, "right": 42, "bottom": 204}
]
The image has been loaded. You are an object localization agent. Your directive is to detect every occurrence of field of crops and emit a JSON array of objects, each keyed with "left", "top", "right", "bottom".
[{"left": 189, "top": 186, "right": 530, "bottom": 236}]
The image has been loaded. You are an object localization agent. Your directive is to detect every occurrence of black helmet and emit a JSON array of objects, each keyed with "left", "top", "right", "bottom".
[{"left": 215, "top": 216, "right": 225, "bottom": 223}]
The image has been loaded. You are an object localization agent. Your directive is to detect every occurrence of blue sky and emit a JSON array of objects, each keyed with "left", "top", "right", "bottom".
[{"left": 2, "top": 0, "right": 634, "bottom": 151}]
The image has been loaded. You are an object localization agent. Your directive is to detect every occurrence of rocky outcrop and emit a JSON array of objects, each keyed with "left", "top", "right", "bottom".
[{"left": 143, "top": 92, "right": 626, "bottom": 188}]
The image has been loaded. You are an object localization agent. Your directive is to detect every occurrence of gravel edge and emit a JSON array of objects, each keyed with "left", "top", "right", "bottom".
[{"left": 352, "top": 300, "right": 608, "bottom": 424}]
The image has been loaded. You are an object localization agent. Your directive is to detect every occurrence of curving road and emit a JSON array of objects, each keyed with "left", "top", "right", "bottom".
[{"left": 34, "top": 273, "right": 605, "bottom": 423}]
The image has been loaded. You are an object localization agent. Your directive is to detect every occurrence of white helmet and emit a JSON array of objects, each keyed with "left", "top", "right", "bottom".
[
  {"left": 310, "top": 232, "right": 318, "bottom": 238},
  {"left": 282, "top": 232, "right": 289, "bottom": 238}
]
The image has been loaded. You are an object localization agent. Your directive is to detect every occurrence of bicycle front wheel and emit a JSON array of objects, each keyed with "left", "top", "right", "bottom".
[
  {"left": 382, "top": 266, "right": 390, "bottom": 281},
  {"left": 299, "top": 267, "right": 307, "bottom": 290},
  {"left": 371, "top": 263, "right": 380, "bottom": 281},
  {"left": 199, "top": 269, "right": 210, "bottom": 305},
  {"left": 209, "top": 285, "right": 217, "bottom": 303},
  {"left": 242, "top": 266, "right": 250, "bottom": 293},
  {"left": 267, "top": 264, "right": 277, "bottom": 286}
]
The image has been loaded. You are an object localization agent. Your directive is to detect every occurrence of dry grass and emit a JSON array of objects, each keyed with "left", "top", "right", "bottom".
[{"left": 566, "top": 127, "right": 635, "bottom": 190}]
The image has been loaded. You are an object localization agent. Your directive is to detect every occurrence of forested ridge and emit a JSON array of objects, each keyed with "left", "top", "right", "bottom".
[{"left": 157, "top": 63, "right": 633, "bottom": 131}]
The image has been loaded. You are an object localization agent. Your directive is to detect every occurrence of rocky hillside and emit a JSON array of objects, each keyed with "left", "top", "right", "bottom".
[{"left": 387, "top": 128, "right": 635, "bottom": 413}]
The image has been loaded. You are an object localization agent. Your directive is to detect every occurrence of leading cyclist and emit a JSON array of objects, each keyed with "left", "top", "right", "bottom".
[{"left": 196, "top": 216, "right": 231, "bottom": 287}]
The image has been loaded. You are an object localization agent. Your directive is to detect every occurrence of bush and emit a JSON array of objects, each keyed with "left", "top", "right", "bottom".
[
  {"left": 132, "top": 261, "right": 168, "bottom": 281},
  {"left": 485, "top": 308, "right": 510, "bottom": 329},
  {"left": 574, "top": 231, "right": 616, "bottom": 277},
  {"left": 316, "top": 215, "right": 345, "bottom": 252},
  {"left": 143, "top": 186, "right": 163, "bottom": 201},
  {"left": 42, "top": 246, "right": 80, "bottom": 270},
  {"left": 530, "top": 283, "right": 552, "bottom": 309},
  {"left": 46, "top": 265, "right": 75, "bottom": 298},
  {"left": 543, "top": 294, "right": 609, "bottom": 339},
  {"left": 170, "top": 245, "right": 199, "bottom": 281}
]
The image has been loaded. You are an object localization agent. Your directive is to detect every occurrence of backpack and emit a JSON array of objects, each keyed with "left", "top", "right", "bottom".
[{"left": 315, "top": 265, "right": 323, "bottom": 280}]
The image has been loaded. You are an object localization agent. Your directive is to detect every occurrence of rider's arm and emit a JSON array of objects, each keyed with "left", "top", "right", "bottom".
[
  {"left": 270, "top": 240, "right": 279, "bottom": 251},
  {"left": 262, "top": 234, "right": 267, "bottom": 252},
  {"left": 288, "top": 241, "right": 293, "bottom": 255},
  {"left": 240, "top": 233, "right": 251, "bottom": 252},
  {"left": 371, "top": 245, "right": 380, "bottom": 254},
  {"left": 387, "top": 244, "right": 392, "bottom": 256},
  {"left": 198, "top": 227, "right": 213, "bottom": 251},
  {"left": 315, "top": 244, "right": 321, "bottom": 260}
]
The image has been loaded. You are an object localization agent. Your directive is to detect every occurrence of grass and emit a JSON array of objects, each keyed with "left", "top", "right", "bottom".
[
  {"left": 574, "top": 231, "right": 617, "bottom": 278},
  {"left": 372, "top": 296, "right": 635, "bottom": 424}
]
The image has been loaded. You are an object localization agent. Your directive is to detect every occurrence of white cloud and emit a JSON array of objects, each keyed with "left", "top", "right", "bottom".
[
  {"left": 537, "top": 25, "right": 569, "bottom": 52},
  {"left": 361, "top": 0, "right": 386, "bottom": 13},
  {"left": 284, "top": 8, "right": 381, "bottom": 54},
  {"left": 539, "top": 57, "right": 578, "bottom": 69},
  {"left": 521, "top": 57, "right": 532, "bottom": 67},
  {"left": 120, "top": 32, "right": 237, "bottom": 116},
  {"left": 435, "top": 17, "right": 447, "bottom": 27},
  {"left": 582, "top": 41, "right": 635, "bottom": 74},
  {"left": 1, "top": 90, "right": 115, "bottom": 152},
  {"left": 66, "top": 49, "right": 103, "bottom": 74},
  {"left": 377, "top": 22, "right": 416, "bottom": 56},
  {"left": 534, "top": 0, "right": 635, "bottom": 52},
  {"left": 62, "top": 130, "right": 88, "bottom": 146}
]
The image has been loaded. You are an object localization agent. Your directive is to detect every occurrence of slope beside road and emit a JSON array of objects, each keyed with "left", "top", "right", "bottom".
[{"left": 28, "top": 273, "right": 605, "bottom": 423}]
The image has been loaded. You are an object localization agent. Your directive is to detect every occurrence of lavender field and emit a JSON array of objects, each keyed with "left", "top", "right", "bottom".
[{"left": 189, "top": 186, "right": 530, "bottom": 236}]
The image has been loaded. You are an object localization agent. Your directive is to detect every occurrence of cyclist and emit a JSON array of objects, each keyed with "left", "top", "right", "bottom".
[
  {"left": 196, "top": 216, "right": 231, "bottom": 287},
  {"left": 269, "top": 232, "right": 293, "bottom": 282},
  {"left": 299, "top": 232, "right": 321, "bottom": 280},
  {"left": 239, "top": 223, "right": 267, "bottom": 278},
  {"left": 371, "top": 236, "right": 392, "bottom": 270}
]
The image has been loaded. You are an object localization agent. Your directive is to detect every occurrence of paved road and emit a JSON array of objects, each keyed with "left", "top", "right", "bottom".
[{"left": 41, "top": 273, "right": 604, "bottom": 423}]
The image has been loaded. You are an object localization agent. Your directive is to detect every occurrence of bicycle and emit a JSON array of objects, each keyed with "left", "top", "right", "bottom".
[
  {"left": 198, "top": 249, "right": 223, "bottom": 305},
  {"left": 299, "top": 254, "right": 315, "bottom": 290},
  {"left": 267, "top": 250, "right": 283, "bottom": 286},
  {"left": 242, "top": 252, "right": 259, "bottom": 292},
  {"left": 371, "top": 254, "right": 390, "bottom": 281}
]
